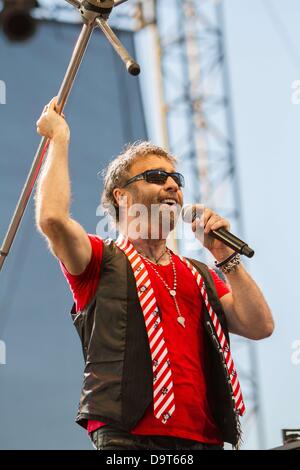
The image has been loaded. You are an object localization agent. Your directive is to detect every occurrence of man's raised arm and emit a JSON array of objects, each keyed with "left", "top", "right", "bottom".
[{"left": 35, "top": 97, "right": 91, "bottom": 275}]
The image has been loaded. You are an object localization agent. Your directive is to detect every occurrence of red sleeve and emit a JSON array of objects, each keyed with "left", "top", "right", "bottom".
[
  {"left": 208, "top": 268, "right": 231, "bottom": 299},
  {"left": 59, "top": 234, "right": 103, "bottom": 312}
]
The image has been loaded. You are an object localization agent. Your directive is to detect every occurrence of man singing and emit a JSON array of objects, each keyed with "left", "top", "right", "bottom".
[{"left": 35, "top": 97, "right": 274, "bottom": 450}]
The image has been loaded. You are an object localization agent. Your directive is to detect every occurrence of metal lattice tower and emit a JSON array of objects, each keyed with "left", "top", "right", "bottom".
[{"left": 149, "top": 0, "right": 265, "bottom": 449}]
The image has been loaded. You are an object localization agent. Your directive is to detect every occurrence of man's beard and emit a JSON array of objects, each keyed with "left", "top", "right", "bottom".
[
  {"left": 128, "top": 200, "right": 181, "bottom": 240},
  {"left": 149, "top": 203, "right": 179, "bottom": 239},
  {"left": 118, "top": 189, "right": 181, "bottom": 240}
]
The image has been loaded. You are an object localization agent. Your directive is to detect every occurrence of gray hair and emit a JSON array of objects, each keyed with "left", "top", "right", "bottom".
[{"left": 100, "top": 141, "right": 178, "bottom": 226}]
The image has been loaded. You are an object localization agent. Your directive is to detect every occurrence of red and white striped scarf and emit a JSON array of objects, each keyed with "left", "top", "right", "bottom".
[
  {"left": 115, "top": 234, "right": 245, "bottom": 422},
  {"left": 178, "top": 255, "right": 246, "bottom": 416}
]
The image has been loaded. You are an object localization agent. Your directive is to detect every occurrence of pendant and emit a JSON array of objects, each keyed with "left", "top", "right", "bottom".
[
  {"left": 177, "top": 316, "right": 186, "bottom": 328},
  {"left": 170, "top": 289, "right": 176, "bottom": 297}
]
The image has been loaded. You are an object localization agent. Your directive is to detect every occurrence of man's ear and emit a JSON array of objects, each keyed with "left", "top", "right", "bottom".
[{"left": 113, "top": 188, "right": 131, "bottom": 207}]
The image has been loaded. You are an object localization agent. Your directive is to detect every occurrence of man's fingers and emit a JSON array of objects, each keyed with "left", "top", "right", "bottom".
[
  {"left": 42, "top": 97, "right": 59, "bottom": 114},
  {"left": 202, "top": 208, "right": 230, "bottom": 234},
  {"left": 48, "top": 96, "right": 58, "bottom": 109},
  {"left": 203, "top": 209, "right": 214, "bottom": 233},
  {"left": 41, "top": 97, "right": 66, "bottom": 120},
  {"left": 205, "top": 215, "right": 221, "bottom": 234},
  {"left": 206, "top": 216, "right": 230, "bottom": 233},
  {"left": 210, "top": 219, "right": 230, "bottom": 232}
]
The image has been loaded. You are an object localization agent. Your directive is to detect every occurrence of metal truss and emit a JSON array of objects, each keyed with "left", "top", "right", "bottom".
[{"left": 151, "top": 0, "right": 265, "bottom": 449}]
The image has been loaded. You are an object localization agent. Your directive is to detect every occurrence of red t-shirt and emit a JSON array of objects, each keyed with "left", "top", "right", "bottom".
[{"left": 60, "top": 235, "right": 230, "bottom": 444}]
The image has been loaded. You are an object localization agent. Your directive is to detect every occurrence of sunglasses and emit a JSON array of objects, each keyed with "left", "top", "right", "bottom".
[{"left": 123, "top": 170, "right": 185, "bottom": 188}]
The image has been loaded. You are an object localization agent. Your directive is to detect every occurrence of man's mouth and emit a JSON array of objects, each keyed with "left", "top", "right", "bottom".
[{"left": 159, "top": 198, "right": 178, "bottom": 206}]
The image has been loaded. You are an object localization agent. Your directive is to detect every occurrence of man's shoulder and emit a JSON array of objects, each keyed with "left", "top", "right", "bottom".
[
  {"left": 90, "top": 236, "right": 121, "bottom": 262},
  {"left": 87, "top": 234, "right": 113, "bottom": 247}
]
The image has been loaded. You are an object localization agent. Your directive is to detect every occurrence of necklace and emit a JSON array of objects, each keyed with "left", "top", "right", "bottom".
[
  {"left": 142, "top": 248, "right": 186, "bottom": 328},
  {"left": 136, "top": 247, "right": 167, "bottom": 265}
]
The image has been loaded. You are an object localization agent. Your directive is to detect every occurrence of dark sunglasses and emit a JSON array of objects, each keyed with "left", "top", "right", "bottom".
[{"left": 123, "top": 170, "right": 185, "bottom": 188}]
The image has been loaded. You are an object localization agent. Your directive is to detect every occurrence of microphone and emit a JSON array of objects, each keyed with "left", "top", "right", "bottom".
[{"left": 181, "top": 205, "right": 255, "bottom": 258}]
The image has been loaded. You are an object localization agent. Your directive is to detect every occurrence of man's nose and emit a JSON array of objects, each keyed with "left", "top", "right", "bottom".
[{"left": 164, "top": 176, "right": 179, "bottom": 191}]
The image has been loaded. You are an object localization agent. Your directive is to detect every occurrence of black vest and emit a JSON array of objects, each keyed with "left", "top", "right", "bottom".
[{"left": 70, "top": 239, "right": 242, "bottom": 447}]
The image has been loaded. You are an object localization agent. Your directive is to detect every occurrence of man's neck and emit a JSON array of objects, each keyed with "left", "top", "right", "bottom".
[{"left": 129, "top": 237, "right": 168, "bottom": 264}]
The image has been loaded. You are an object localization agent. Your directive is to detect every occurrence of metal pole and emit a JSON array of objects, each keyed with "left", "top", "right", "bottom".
[
  {"left": 0, "top": 22, "right": 94, "bottom": 272},
  {"left": 96, "top": 17, "right": 140, "bottom": 75}
]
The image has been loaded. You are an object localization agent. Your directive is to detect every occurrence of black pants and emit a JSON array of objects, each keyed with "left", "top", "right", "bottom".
[{"left": 90, "top": 425, "right": 224, "bottom": 450}]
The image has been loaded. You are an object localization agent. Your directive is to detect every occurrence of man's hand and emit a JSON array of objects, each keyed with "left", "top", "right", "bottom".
[
  {"left": 191, "top": 206, "right": 234, "bottom": 261},
  {"left": 36, "top": 96, "right": 70, "bottom": 142},
  {"left": 189, "top": 207, "right": 274, "bottom": 339}
]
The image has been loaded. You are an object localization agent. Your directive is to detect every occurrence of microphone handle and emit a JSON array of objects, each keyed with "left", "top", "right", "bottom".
[{"left": 210, "top": 227, "right": 255, "bottom": 258}]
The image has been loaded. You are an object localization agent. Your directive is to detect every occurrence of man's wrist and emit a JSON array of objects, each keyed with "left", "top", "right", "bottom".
[
  {"left": 215, "top": 252, "right": 241, "bottom": 275},
  {"left": 52, "top": 130, "right": 70, "bottom": 145},
  {"left": 211, "top": 247, "right": 236, "bottom": 263}
]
